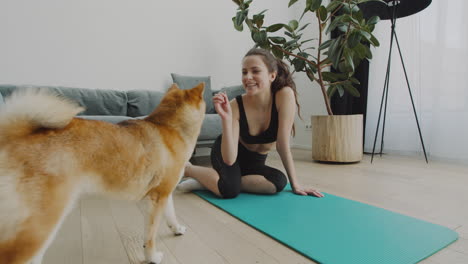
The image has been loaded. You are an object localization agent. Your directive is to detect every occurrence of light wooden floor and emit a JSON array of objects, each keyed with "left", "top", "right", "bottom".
[{"left": 43, "top": 149, "right": 468, "bottom": 264}]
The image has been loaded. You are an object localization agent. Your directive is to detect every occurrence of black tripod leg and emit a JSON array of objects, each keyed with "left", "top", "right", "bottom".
[
  {"left": 371, "top": 23, "right": 395, "bottom": 163},
  {"left": 394, "top": 33, "right": 429, "bottom": 163}
]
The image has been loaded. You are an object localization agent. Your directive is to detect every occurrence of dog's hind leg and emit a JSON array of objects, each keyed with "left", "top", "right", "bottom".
[
  {"left": 165, "top": 193, "right": 186, "bottom": 236},
  {"left": 0, "top": 185, "right": 78, "bottom": 264}
]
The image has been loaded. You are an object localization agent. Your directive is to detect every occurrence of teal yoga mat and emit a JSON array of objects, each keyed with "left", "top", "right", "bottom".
[{"left": 195, "top": 186, "right": 458, "bottom": 264}]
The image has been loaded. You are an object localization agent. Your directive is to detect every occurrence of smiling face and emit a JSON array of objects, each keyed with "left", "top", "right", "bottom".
[{"left": 242, "top": 55, "right": 277, "bottom": 96}]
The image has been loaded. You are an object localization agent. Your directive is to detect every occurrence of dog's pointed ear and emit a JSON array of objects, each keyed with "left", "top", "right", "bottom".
[
  {"left": 168, "top": 83, "right": 180, "bottom": 92},
  {"left": 192, "top": 82, "right": 205, "bottom": 95}
]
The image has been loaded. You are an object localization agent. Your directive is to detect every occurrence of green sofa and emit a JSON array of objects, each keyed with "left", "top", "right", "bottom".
[{"left": 0, "top": 84, "right": 244, "bottom": 148}]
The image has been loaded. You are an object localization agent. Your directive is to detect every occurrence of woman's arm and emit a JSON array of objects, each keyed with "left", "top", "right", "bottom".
[
  {"left": 275, "top": 87, "right": 323, "bottom": 197},
  {"left": 213, "top": 92, "right": 240, "bottom": 166}
]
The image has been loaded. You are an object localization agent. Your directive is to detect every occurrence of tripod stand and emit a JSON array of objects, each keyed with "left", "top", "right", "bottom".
[{"left": 360, "top": 0, "right": 431, "bottom": 163}]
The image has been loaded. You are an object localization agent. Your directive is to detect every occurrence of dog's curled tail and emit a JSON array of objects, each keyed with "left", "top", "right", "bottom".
[{"left": 0, "top": 89, "right": 84, "bottom": 142}]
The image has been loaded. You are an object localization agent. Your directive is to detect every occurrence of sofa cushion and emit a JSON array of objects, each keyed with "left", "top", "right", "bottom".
[
  {"left": 171, "top": 73, "right": 214, "bottom": 114},
  {"left": 126, "top": 90, "right": 164, "bottom": 117},
  {"left": 219, "top": 84, "right": 245, "bottom": 100},
  {"left": 198, "top": 114, "right": 222, "bottom": 140},
  {"left": 0, "top": 85, "right": 128, "bottom": 116}
]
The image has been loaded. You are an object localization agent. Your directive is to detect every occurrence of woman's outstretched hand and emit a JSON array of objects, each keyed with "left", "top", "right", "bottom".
[
  {"left": 293, "top": 185, "right": 324, "bottom": 197},
  {"left": 213, "top": 92, "right": 232, "bottom": 121}
]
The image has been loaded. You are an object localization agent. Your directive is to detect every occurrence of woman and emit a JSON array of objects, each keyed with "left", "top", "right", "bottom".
[{"left": 178, "top": 48, "right": 324, "bottom": 198}]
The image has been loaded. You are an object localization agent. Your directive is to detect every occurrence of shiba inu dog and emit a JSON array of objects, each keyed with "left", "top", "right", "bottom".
[{"left": 0, "top": 83, "right": 206, "bottom": 264}]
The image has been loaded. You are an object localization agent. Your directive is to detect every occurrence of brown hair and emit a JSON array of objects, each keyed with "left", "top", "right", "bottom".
[{"left": 244, "top": 48, "right": 302, "bottom": 136}]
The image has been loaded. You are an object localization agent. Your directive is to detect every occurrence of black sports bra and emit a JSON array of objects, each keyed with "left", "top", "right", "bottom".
[{"left": 235, "top": 95, "right": 278, "bottom": 144}]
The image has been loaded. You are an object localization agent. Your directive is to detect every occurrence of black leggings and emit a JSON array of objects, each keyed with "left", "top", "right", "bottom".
[{"left": 211, "top": 135, "right": 287, "bottom": 198}]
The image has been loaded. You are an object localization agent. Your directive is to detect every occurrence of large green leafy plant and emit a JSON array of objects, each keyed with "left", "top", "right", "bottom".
[{"left": 232, "top": 0, "right": 381, "bottom": 115}]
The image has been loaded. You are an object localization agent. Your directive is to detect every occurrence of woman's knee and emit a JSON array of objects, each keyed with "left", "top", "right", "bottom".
[
  {"left": 264, "top": 168, "right": 287, "bottom": 193},
  {"left": 217, "top": 179, "right": 241, "bottom": 199}
]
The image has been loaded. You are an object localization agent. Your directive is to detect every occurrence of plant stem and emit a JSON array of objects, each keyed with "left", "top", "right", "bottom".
[
  {"left": 272, "top": 45, "right": 318, "bottom": 68},
  {"left": 317, "top": 14, "right": 333, "bottom": 115}
]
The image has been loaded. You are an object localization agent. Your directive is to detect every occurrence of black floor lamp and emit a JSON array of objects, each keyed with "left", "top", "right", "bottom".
[{"left": 359, "top": 0, "right": 432, "bottom": 163}]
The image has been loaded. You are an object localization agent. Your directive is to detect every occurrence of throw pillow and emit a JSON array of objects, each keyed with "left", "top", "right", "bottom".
[{"left": 171, "top": 73, "right": 214, "bottom": 113}]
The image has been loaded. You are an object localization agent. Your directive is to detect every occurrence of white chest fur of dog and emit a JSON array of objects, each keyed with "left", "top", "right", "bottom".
[{"left": 0, "top": 83, "right": 206, "bottom": 264}]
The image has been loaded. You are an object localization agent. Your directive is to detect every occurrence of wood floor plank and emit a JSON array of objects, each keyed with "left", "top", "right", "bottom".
[
  {"left": 43, "top": 204, "right": 83, "bottom": 264},
  {"left": 175, "top": 193, "right": 281, "bottom": 264},
  {"left": 81, "top": 197, "right": 130, "bottom": 264},
  {"left": 109, "top": 199, "right": 180, "bottom": 264},
  {"left": 136, "top": 200, "right": 228, "bottom": 264},
  {"left": 428, "top": 248, "right": 468, "bottom": 264}
]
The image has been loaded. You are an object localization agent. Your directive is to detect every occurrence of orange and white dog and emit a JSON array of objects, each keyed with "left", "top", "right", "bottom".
[{"left": 0, "top": 83, "right": 206, "bottom": 264}]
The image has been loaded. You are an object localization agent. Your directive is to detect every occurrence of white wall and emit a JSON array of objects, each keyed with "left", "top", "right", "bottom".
[{"left": 0, "top": 0, "right": 324, "bottom": 148}]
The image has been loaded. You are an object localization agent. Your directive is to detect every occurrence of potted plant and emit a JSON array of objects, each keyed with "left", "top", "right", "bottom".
[{"left": 231, "top": 0, "right": 381, "bottom": 162}]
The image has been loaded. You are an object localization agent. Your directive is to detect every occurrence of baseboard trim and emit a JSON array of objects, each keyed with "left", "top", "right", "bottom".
[{"left": 291, "top": 144, "right": 312, "bottom": 150}]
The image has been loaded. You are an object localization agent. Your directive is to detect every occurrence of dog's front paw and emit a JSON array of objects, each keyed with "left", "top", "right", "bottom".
[
  {"left": 146, "top": 251, "right": 163, "bottom": 264},
  {"left": 170, "top": 224, "right": 186, "bottom": 236}
]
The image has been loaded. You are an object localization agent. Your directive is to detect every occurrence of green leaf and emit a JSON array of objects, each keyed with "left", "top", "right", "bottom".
[
  {"left": 341, "top": 4, "right": 359, "bottom": 14},
  {"left": 285, "top": 31, "right": 294, "bottom": 38},
  {"left": 347, "top": 31, "right": 361, "bottom": 48},
  {"left": 301, "top": 0, "right": 313, "bottom": 20},
  {"left": 306, "top": 69, "right": 316, "bottom": 82},
  {"left": 327, "top": 35, "right": 343, "bottom": 68},
  {"left": 350, "top": 77, "right": 360, "bottom": 85},
  {"left": 337, "top": 85, "right": 345, "bottom": 97},
  {"left": 326, "top": 17, "right": 343, "bottom": 35},
  {"left": 341, "top": 14, "right": 360, "bottom": 25},
  {"left": 288, "top": 0, "right": 299, "bottom": 8},
  {"left": 258, "top": 9, "right": 268, "bottom": 16},
  {"left": 343, "top": 82, "right": 360, "bottom": 97},
  {"left": 266, "top": 23, "right": 284, "bottom": 32},
  {"left": 322, "top": 72, "right": 347, "bottom": 82},
  {"left": 232, "top": 17, "right": 244, "bottom": 31},
  {"left": 364, "top": 45, "right": 372, "bottom": 59},
  {"left": 298, "top": 52, "right": 309, "bottom": 59},
  {"left": 272, "top": 45, "right": 284, "bottom": 59},
  {"left": 344, "top": 48, "right": 355, "bottom": 71},
  {"left": 252, "top": 30, "right": 268, "bottom": 46},
  {"left": 367, "top": 15, "right": 380, "bottom": 25},
  {"left": 322, "top": 72, "right": 339, "bottom": 82},
  {"left": 284, "top": 39, "right": 297, "bottom": 47},
  {"left": 317, "top": 6, "right": 328, "bottom": 22},
  {"left": 369, "top": 34, "right": 380, "bottom": 47},
  {"left": 319, "top": 39, "right": 332, "bottom": 50},
  {"left": 354, "top": 43, "right": 367, "bottom": 59},
  {"left": 310, "top": 0, "right": 322, "bottom": 12},
  {"left": 245, "top": 18, "right": 254, "bottom": 30},
  {"left": 292, "top": 57, "right": 306, "bottom": 72},
  {"left": 298, "top": 23, "right": 310, "bottom": 32},
  {"left": 301, "top": 38, "right": 315, "bottom": 45},
  {"left": 284, "top": 24, "right": 294, "bottom": 33},
  {"left": 269, "top": 36, "right": 287, "bottom": 44},
  {"left": 305, "top": 0, "right": 313, "bottom": 10},
  {"left": 234, "top": 11, "right": 247, "bottom": 29},
  {"left": 353, "top": 10, "right": 364, "bottom": 23},
  {"left": 326, "top": 1, "right": 342, "bottom": 12},
  {"left": 242, "top": 0, "right": 253, "bottom": 9},
  {"left": 303, "top": 47, "right": 317, "bottom": 51},
  {"left": 327, "top": 85, "right": 337, "bottom": 98},
  {"left": 288, "top": 20, "right": 299, "bottom": 31},
  {"left": 252, "top": 13, "right": 264, "bottom": 28},
  {"left": 359, "top": 30, "right": 372, "bottom": 41}
]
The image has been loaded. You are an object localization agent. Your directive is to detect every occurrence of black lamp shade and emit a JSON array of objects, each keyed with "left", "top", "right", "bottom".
[{"left": 359, "top": 0, "right": 432, "bottom": 20}]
